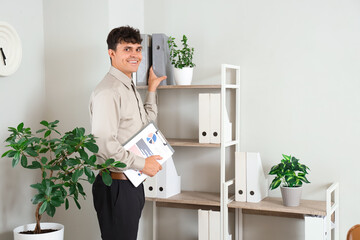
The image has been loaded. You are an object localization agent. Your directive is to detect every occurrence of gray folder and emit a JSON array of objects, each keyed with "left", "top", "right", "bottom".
[
  {"left": 136, "top": 34, "right": 152, "bottom": 86},
  {"left": 152, "top": 34, "right": 174, "bottom": 85}
]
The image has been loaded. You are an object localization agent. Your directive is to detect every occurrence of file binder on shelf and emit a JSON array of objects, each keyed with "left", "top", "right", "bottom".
[
  {"left": 144, "top": 157, "right": 181, "bottom": 198},
  {"left": 246, "top": 152, "right": 268, "bottom": 203},
  {"left": 235, "top": 152, "right": 268, "bottom": 203},
  {"left": 156, "top": 157, "right": 181, "bottom": 198},
  {"left": 235, "top": 152, "right": 247, "bottom": 202},
  {"left": 152, "top": 33, "right": 174, "bottom": 85},
  {"left": 209, "top": 93, "right": 221, "bottom": 144},
  {"left": 136, "top": 34, "right": 152, "bottom": 86},
  {"left": 198, "top": 210, "right": 209, "bottom": 240},
  {"left": 199, "top": 93, "right": 232, "bottom": 144},
  {"left": 144, "top": 174, "right": 157, "bottom": 198},
  {"left": 123, "top": 122, "right": 174, "bottom": 187},
  {"left": 198, "top": 210, "right": 232, "bottom": 240},
  {"left": 199, "top": 93, "right": 210, "bottom": 143},
  {"left": 209, "top": 210, "right": 221, "bottom": 240}
]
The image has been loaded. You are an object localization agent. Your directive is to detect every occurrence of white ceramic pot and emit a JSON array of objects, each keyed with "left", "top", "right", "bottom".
[
  {"left": 13, "top": 223, "right": 64, "bottom": 240},
  {"left": 280, "top": 186, "right": 303, "bottom": 207},
  {"left": 174, "top": 67, "right": 193, "bottom": 85}
]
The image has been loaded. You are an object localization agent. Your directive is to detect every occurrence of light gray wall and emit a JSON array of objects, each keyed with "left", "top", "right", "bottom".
[
  {"left": 42, "top": 1, "right": 109, "bottom": 239},
  {"left": 144, "top": 0, "right": 360, "bottom": 239},
  {"left": 0, "top": 0, "right": 46, "bottom": 239},
  {"left": 43, "top": 0, "right": 146, "bottom": 239}
]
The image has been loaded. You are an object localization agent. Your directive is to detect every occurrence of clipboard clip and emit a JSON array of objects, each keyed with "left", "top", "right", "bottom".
[{"left": 156, "top": 130, "right": 168, "bottom": 146}]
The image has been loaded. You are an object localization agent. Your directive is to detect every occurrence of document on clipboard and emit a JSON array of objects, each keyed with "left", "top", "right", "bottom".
[{"left": 123, "top": 122, "right": 174, "bottom": 187}]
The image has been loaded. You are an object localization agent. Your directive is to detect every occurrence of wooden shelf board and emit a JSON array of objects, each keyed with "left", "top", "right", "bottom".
[
  {"left": 228, "top": 197, "right": 327, "bottom": 217},
  {"left": 168, "top": 138, "right": 220, "bottom": 147},
  {"left": 146, "top": 191, "right": 220, "bottom": 207},
  {"left": 137, "top": 84, "right": 221, "bottom": 90}
]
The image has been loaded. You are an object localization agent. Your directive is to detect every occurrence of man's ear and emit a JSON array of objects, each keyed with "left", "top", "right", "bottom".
[{"left": 108, "top": 49, "right": 114, "bottom": 59}]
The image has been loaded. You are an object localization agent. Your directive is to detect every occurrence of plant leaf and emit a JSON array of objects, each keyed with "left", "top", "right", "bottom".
[
  {"left": 17, "top": 123, "right": 24, "bottom": 131},
  {"left": 46, "top": 203, "right": 56, "bottom": 217},
  {"left": 74, "top": 198, "right": 81, "bottom": 210},
  {"left": 84, "top": 142, "right": 99, "bottom": 153},
  {"left": 20, "top": 155, "right": 28, "bottom": 167},
  {"left": 39, "top": 201, "right": 48, "bottom": 215},
  {"left": 101, "top": 171, "right": 112, "bottom": 186},
  {"left": 65, "top": 198, "right": 69, "bottom": 210}
]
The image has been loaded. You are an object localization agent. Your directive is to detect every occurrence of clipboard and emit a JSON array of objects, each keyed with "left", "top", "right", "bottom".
[{"left": 123, "top": 122, "right": 174, "bottom": 187}]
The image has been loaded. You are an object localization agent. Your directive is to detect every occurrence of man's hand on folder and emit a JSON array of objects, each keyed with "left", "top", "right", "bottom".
[
  {"left": 142, "top": 155, "right": 163, "bottom": 177},
  {"left": 148, "top": 66, "right": 167, "bottom": 92}
]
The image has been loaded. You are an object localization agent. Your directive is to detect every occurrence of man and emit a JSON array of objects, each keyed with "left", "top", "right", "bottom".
[{"left": 89, "top": 26, "right": 166, "bottom": 240}]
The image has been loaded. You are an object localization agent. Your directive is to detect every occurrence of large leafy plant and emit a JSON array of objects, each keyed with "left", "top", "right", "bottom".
[
  {"left": 2, "top": 120, "right": 125, "bottom": 234},
  {"left": 269, "top": 154, "right": 310, "bottom": 190},
  {"left": 168, "top": 35, "right": 195, "bottom": 69}
]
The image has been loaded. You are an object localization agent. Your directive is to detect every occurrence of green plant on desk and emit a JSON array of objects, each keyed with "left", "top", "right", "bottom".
[
  {"left": 2, "top": 120, "right": 125, "bottom": 234},
  {"left": 268, "top": 154, "right": 310, "bottom": 189}
]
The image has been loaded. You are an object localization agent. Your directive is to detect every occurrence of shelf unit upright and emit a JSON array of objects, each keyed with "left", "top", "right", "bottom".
[
  {"left": 137, "top": 64, "right": 240, "bottom": 240},
  {"left": 220, "top": 64, "right": 241, "bottom": 240}
]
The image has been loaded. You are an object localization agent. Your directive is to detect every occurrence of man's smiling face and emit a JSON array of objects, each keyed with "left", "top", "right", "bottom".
[{"left": 109, "top": 41, "right": 142, "bottom": 78}]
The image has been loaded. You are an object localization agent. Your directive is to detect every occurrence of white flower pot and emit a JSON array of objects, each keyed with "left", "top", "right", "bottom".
[
  {"left": 280, "top": 186, "right": 303, "bottom": 207},
  {"left": 174, "top": 67, "right": 193, "bottom": 85},
  {"left": 13, "top": 223, "right": 64, "bottom": 240}
]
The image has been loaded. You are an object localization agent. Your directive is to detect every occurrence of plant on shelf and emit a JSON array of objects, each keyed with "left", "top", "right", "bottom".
[
  {"left": 168, "top": 35, "right": 195, "bottom": 69},
  {"left": 168, "top": 35, "right": 195, "bottom": 85},
  {"left": 268, "top": 154, "right": 310, "bottom": 206},
  {"left": 2, "top": 120, "right": 125, "bottom": 234},
  {"left": 269, "top": 154, "right": 310, "bottom": 189}
]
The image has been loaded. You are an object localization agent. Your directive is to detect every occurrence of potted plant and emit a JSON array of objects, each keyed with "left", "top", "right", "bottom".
[
  {"left": 2, "top": 120, "right": 125, "bottom": 240},
  {"left": 268, "top": 154, "right": 310, "bottom": 207},
  {"left": 168, "top": 34, "right": 195, "bottom": 85}
]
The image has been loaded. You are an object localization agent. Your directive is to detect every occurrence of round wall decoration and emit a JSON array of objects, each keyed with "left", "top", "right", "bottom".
[{"left": 0, "top": 21, "right": 22, "bottom": 77}]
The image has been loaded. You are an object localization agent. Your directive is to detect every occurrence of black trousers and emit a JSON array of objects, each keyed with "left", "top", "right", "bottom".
[{"left": 92, "top": 174, "right": 145, "bottom": 240}]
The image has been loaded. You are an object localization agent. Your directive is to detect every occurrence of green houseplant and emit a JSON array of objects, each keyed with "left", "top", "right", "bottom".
[
  {"left": 168, "top": 35, "right": 195, "bottom": 85},
  {"left": 268, "top": 154, "right": 310, "bottom": 206},
  {"left": 2, "top": 120, "right": 125, "bottom": 237}
]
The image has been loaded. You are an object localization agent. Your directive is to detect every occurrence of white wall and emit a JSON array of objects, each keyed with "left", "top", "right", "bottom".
[
  {"left": 0, "top": 0, "right": 46, "bottom": 239},
  {"left": 144, "top": 0, "right": 360, "bottom": 239},
  {"left": 108, "top": 0, "right": 144, "bottom": 32},
  {"left": 43, "top": 0, "right": 146, "bottom": 239},
  {"left": 42, "top": 1, "right": 109, "bottom": 239}
]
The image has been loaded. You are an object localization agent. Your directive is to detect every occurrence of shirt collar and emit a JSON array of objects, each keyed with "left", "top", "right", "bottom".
[{"left": 109, "top": 66, "right": 134, "bottom": 89}]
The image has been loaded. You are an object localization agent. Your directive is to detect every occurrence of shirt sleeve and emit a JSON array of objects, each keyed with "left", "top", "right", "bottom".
[
  {"left": 143, "top": 91, "right": 158, "bottom": 123},
  {"left": 90, "top": 89, "right": 146, "bottom": 171}
]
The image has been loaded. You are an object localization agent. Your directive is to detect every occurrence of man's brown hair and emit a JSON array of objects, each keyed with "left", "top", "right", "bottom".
[{"left": 107, "top": 26, "right": 142, "bottom": 50}]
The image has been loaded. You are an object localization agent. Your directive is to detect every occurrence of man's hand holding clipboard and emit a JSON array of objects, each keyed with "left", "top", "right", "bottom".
[{"left": 123, "top": 122, "right": 174, "bottom": 187}]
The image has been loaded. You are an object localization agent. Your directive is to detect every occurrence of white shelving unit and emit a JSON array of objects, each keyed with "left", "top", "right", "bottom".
[
  {"left": 139, "top": 64, "right": 239, "bottom": 240},
  {"left": 139, "top": 64, "right": 338, "bottom": 240}
]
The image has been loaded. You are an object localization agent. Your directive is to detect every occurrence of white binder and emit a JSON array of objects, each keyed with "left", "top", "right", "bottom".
[
  {"left": 246, "top": 152, "right": 268, "bottom": 203},
  {"left": 210, "top": 93, "right": 221, "bottom": 143},
  {"left": 235, "top": 152, "right": 247, "bottom": 202},
  {"left": 144, "top": 175, "right": 157, "bottom": 198},
  {"left": 198, "top": 210, "right": 209, "bottom": 240},
  {"left": 209, "top": 210, "right": 221, "bottom": 240},
  {"left": 199, "top": 93, "right": 210, "bottom": 143},
  {"left": 156, "top": 157, "right": 181, "bottom": 198}
]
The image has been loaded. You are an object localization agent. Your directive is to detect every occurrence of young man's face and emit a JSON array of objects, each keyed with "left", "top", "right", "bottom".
[{"left": 108, "top": 41, "right": 142, "bottom": 78}]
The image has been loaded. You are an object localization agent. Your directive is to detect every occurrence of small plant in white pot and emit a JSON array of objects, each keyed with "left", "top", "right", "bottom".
[
  {"left": 168, "top": 35, "right": 195, "bottom": 85},
  {"left": 268, "top": 154, "right": 310, "bottom": 207},
  {"left": 2, "top": 120, "right": 125, "bottom": 240}
]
